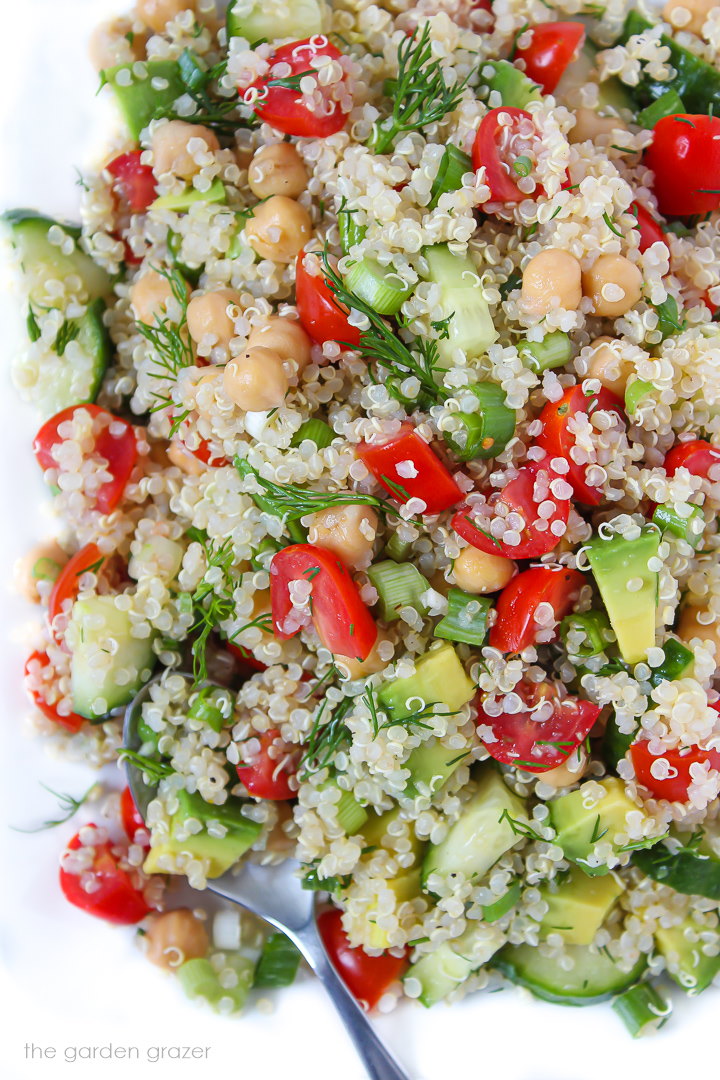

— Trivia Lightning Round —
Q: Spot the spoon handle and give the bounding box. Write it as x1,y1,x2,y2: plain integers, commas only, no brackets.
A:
295,921,413,1080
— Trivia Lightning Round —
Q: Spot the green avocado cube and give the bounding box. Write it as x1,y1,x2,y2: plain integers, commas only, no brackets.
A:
550,777,656,875
143,790,262,878
378,642,475,720
539,865,625,944
586,527,660,664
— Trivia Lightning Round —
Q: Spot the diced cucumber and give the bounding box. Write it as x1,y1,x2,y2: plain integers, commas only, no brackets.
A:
434,589,491,647
2,209,113,307
67,596,156,719
422,244,498,363
428,145,473,209
633,834,720,900
378,642,475,721
367,559,430,623
655,916,720,994
619,11,720,115
585,527,660,665
151,178,227,212
496,942,647,1005
227,0,326,44
481,60,542,108
403,738,469,799
422,769,528,888
143,789,262,878
539,866,625,946
101,60,186,140
15,298,111,419
178,954,254,1012
406,922,504,1006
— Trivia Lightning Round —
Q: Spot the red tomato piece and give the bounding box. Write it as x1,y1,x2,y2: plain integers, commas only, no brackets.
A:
226,641,269,675
356,423,463,515
270,543,377,660
247,37,351,138
489,565,585,653
515,22,585,95
477,680,601,773
236,729,297,800
24,650,85,732
48,542,104,643
34,404,138,515
59,828,153,924
535,385,625,505
317,908,408,1009
664,438,720,481
644,114,720,217
471,0,494,25
452,460,570,560
106,150,157,213
630,741,720,803
120,786,150,847
189,437,232,468
630,201,666,253
296,252,361,346
472,106,540,203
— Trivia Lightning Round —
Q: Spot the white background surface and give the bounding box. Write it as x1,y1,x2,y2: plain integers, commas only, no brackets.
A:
0,2,716,1079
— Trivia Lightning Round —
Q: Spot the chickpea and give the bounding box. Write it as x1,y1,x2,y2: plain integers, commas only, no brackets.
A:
247,315,312,375
585,337,634,396
223,346,289,412
244,196,312,263
248,143,309,200
335,631,392,681
151,120,219,181
15,540,68,603
521,249,582,316
167,439,205,475
130,267,189,325
677,604,720,655
186,288,241,349
582,254,643,318
452,547,515,594
88,18,141,70
663,0,717,37
144,908,209,971
136,0,195,34
307,505,379,571
569,108,628,145
539,748,588,789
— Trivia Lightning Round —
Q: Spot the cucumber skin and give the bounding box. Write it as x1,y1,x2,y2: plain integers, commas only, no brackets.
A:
495,944,647,1006
102,61,186,140
2,209,113,305
78,298,112,404
633,844,720,900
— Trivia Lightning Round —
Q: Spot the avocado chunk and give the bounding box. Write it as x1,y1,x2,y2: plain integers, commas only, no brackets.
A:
405,922,504,1007
2,209,113,307
227,0,326,44
101,60,186,140
422,768,528,888
482,59,542,107
585,527,660,664
539,865,625,945
143,789,262,878
655,916,720,994
68,596,156,719
151,178,227,212
378,642,475,720
550,777,659,875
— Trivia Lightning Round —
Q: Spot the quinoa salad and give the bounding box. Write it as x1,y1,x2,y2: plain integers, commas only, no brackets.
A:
6,0,720,1036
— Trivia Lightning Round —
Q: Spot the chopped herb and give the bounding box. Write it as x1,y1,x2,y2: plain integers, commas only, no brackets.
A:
136,265,194,418
300,696,354,778
267,69,315,91
12,782,95,833
617,832,669,853
498,809,545,843
590,814,608,844
187,535,238,684
159,50,250,136
119,748,174,783
602,211,623,238
379,474,411,502
611,145,636,154
55,318,80,356
26,306,41,343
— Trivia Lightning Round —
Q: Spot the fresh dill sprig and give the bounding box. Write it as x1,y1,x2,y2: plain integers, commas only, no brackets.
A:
119,749,174,783
320,250,449,406
498,809,545,843
301,862,351,893
12,782,96,834
267,69,315,91
300,696,355,778
136,265,194,421
231,611,274,637
55,318,80,356
159,49,251,137
26,305,41,343
187,535,238,684
617,832,669,853
368,23,472,154
235,457,407,521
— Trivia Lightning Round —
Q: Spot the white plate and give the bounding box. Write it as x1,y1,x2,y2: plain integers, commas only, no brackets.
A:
0,4,715,1079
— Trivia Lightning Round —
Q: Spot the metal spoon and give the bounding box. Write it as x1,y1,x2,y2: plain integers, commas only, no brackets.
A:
124,674,412,1080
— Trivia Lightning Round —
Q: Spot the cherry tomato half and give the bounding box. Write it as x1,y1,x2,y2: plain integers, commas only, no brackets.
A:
472,107,539,203
34,404,138,515
515,22,585,94
24,650,85,733
236,729,297,800
645,114,720,218
356,423,463,516
630,741,720,803
270,543,377,660
106,150,157,213
47,542,104,643
630,201,666,253
664,438,720,482
477,680,601,773
59,828,153,924
452,460,570,560
120,786,150,847
247,37,351,138
489,565,585,653
296,252,361,346
536,385,625,505
318,908,408,1009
